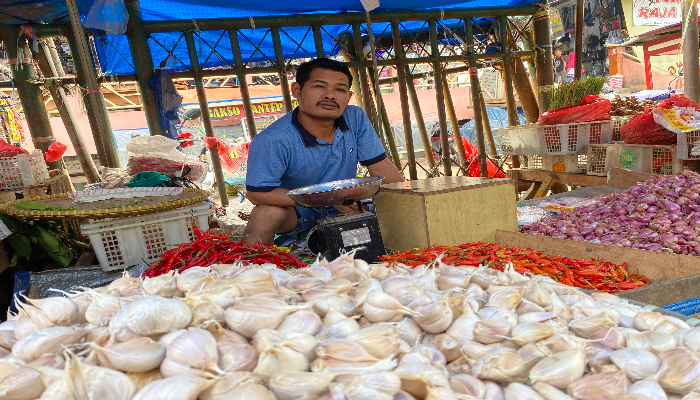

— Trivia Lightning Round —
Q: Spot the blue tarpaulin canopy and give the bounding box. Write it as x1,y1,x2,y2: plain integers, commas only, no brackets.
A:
2,0,536,76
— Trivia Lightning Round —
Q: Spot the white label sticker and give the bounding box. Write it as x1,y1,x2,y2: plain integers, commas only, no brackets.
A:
341,227,371,247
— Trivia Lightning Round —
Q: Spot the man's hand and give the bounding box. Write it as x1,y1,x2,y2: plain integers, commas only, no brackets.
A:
367,158,405,184
334,203,359,213
247,188,299,208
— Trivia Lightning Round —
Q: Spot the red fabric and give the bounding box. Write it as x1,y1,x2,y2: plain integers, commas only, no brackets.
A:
460,137,506,178
566,53,585,73
621,95,700,145
43,142,67,163
538,95,611,126
0,139,28,158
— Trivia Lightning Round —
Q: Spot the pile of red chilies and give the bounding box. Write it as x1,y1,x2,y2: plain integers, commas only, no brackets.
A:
142,226,306,277
380,242,650,293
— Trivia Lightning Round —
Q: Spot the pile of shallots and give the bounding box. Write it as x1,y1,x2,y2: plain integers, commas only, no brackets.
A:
0,252,699,400
523,171,700,256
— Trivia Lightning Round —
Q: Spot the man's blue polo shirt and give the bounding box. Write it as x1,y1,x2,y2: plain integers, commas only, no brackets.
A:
245,105,386,192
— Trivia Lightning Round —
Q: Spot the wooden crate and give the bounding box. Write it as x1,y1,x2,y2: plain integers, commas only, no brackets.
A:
374,177,518,251
495,230,700,284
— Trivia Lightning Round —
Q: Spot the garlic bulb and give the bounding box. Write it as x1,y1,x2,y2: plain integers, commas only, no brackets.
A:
628,379,668,400
107,271,144,297
234,268,277,296
269,372,335,400
362,291,417,323
396,317,423,346
85,291,130,326
161,327,219,377
519,342,552,370
345,323,400,359
123,296,192,336
12,326,86,361
591,327,626,350
217,337,257,372
633,311,666,332
253,330,316,382
532,382,574,400
352,279,383,309
568,312,617,338
90,337,165,372
412,298,453,334
142,273,182,297
473,319,511,344
610,349,660,381
381,276,424,306
0,368,45,400
487,287,523,310
505,382,546,400
190,301,226,327
40,353,136,400
334,372,401,400
132,374,214,400
126,370,163,391
510,322,554,346
21,296,80,328
201,372,275,400
450,374,486,397
435,333,461,362
436,264,471,290
312,338,396,374
472,347,525,383
225,296,304,339
529,348,585,390
566,370,628,399
277,309,323,336
655,348,700,395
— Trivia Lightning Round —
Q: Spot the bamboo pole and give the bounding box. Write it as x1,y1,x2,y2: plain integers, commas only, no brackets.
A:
391,21,418,180
574,0,583,81
35,39,100,183
479,94,498,155
184,31,229,206
682,0,699,103
124,0,163,136
367,68,401,168
228,30,258,138
405,68,436,168
533,2,554,111
65,0,120,168
340,39,364,110
442,78,467,166
270,27,294,113
352,23,375,125
465,19,489,178
429,20,452,176
312,25,325,58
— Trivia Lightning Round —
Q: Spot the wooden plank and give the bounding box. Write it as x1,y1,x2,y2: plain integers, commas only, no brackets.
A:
521,181,542,200
509,169,607,187
380,177,514,195
607,168,656,189
495,230,700,284
374,191,430,251
616,273,700,308
534,176,556,198
425,183,518,245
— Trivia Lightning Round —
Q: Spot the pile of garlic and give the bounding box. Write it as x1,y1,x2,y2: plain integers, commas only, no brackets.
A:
1,252,700,400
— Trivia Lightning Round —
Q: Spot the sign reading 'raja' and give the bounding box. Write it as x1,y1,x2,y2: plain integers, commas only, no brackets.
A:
633,0,682,26
209,100,298,120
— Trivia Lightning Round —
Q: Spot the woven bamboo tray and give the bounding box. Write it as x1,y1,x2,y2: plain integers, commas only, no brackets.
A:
0,188,209,219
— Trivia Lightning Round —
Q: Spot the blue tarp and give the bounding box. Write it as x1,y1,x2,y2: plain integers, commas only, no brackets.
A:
460,107,527,155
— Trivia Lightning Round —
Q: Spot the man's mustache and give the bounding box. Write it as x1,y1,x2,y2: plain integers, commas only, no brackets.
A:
317,101,339,107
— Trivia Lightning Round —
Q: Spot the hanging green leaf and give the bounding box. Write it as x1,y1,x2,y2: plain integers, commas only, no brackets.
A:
7,234,32,260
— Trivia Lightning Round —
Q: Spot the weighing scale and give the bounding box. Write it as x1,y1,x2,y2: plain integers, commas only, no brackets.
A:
286,176,385,262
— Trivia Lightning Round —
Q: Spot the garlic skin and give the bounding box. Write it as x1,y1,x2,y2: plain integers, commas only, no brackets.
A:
201,372,274,400
123,296,192,336
655,348,700,395
85,291,130,327
411,299,454,334
473,319,511,344
628,379,668,400
12,326,86,361
362,291,417,323
472,347,525,383
142,273,182,297
269,372,335,400
505,382,546,400
532,382,574,400
0,367,45,400
396,317,423,346
529,348,585,390
566,370,629,399
345,323,400,359
312,338,396,374
610,348,660,381
161,327,219,377
450,374,486,397
277,309,323,336
189,301,226,327
510,322,554,346
132,374,214,400
334,371,402,400
90,337,165,372
225,296,303,339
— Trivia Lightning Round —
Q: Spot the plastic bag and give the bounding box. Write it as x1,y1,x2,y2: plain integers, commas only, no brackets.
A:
538,95,611,126
43,141,67,163
84,0,129,35
621,95,700,145
460,136,506,178
0,139,28,158
126,136,204,180
203,137,249,174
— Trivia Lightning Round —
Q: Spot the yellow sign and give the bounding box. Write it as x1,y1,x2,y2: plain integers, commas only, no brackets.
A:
209,100,298,120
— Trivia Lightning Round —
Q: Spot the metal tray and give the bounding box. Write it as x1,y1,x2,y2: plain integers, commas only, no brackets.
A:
286,176,383,207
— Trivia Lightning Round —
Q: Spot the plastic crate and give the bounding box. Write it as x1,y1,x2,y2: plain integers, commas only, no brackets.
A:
676,129,700,160
0,150,49,190
496,121,614,155
662,297,700,316
611,116,632,142
524,154,587,173
586,143,689,176
80,203,212,271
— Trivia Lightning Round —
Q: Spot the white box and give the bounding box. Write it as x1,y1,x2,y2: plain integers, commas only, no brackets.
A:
0,150,49,190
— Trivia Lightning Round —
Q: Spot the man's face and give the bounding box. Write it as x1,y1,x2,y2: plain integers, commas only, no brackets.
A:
292,68,352,120
555,50,562,57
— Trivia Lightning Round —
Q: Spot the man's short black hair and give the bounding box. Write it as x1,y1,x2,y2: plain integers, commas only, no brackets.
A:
295,58,353,89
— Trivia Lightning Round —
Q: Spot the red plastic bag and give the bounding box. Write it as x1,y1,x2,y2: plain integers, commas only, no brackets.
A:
44,141,67,163
460,137,506,178
621,95,700,145
203,137,249,173
538,95,611,126
0,139,28,158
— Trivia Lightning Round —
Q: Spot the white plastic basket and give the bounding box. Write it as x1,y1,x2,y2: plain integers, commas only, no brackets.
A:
586,143,689,176
496,121,614,155
0,150,49,190
80,203,212,271
611,116,632,142
524,154,587,173
676,129,700,160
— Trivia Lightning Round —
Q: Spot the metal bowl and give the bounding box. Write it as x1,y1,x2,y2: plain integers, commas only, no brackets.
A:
286,176,384,207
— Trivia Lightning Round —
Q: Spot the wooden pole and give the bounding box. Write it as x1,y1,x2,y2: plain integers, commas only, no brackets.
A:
367,68,401,168
442,78,467,166
533,2,554,112
340,39,364,110
65,0,120,168
507,26,540,123
430,19,452,176
228,30,258,138
405,68,436,168
352,23,375,125
185,31,229,206
35,39,100,183
574,0,583,81
683,0,699,102
124,0,163,136
0,26,62,171
479,94,498,155
270,27,294,113
465,19,489,178
391,21,418,180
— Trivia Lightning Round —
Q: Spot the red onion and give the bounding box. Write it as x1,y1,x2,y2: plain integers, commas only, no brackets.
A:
522,171,700,257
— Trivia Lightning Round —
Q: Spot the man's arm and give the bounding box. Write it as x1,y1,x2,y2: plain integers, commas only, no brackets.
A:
367,158,405,184
247,188,298,208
